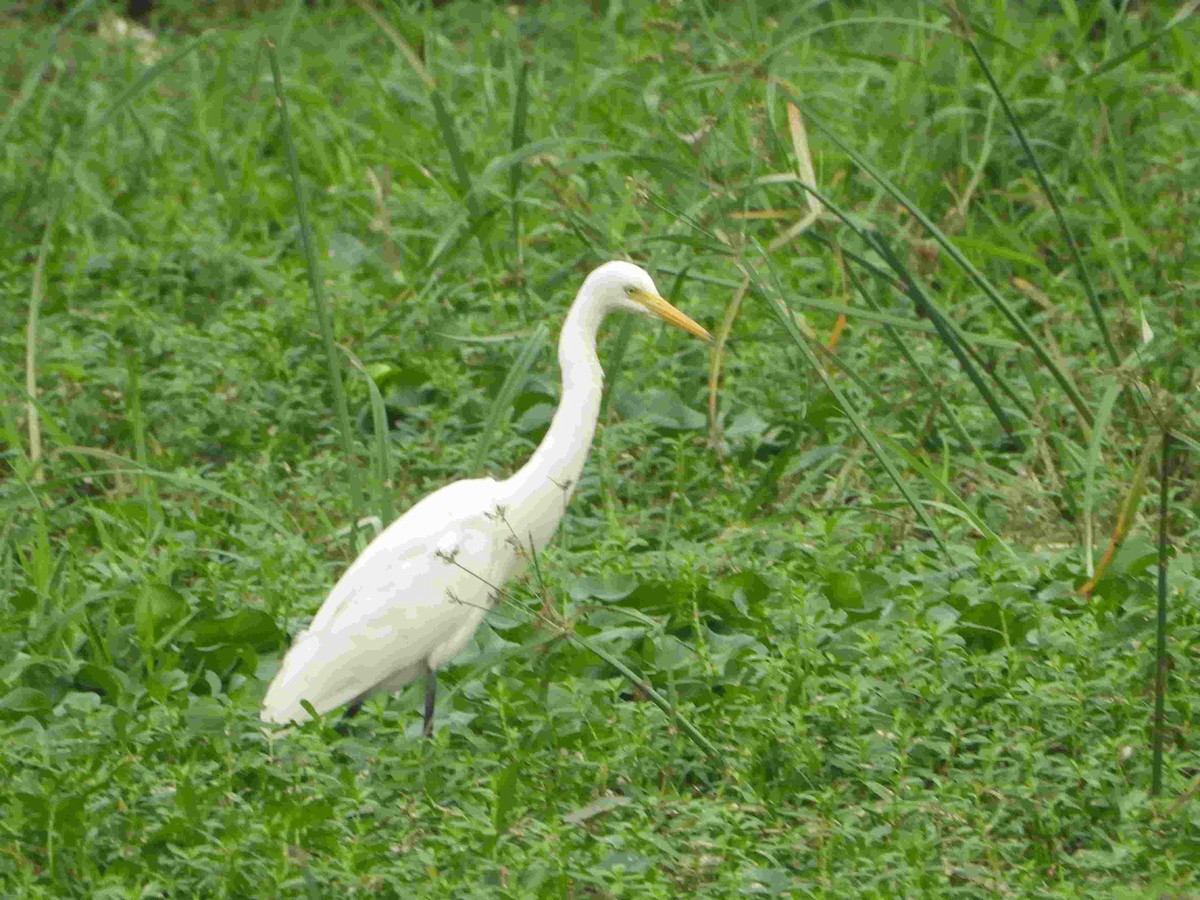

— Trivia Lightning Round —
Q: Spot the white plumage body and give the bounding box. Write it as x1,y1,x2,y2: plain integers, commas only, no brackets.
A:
260,261,711,728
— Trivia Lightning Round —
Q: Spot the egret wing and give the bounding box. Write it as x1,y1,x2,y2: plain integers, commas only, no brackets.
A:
261,478,513,724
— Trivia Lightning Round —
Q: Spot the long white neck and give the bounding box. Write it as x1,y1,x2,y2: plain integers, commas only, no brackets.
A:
499,292,607,546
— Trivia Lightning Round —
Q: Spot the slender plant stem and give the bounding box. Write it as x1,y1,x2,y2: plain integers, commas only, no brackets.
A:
265,40,367,539
1151,431,1172,795
960,36,1120,368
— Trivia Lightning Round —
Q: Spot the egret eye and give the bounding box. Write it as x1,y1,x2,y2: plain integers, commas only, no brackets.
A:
625,286,636,295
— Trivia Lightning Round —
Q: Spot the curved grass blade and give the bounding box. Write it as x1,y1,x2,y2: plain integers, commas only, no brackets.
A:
1078,0,1199,82
747,252,952,563
0,0,102,146
658,261,1021,351
843,261,976,454
1081,378,1122,575
774,175,1027,433
265,39,367,543
25,205,59,483
472,324,548,472
787,95,1094,427
509,58,530,266
85,32,212,139
344,352,395,528
960,35,1119,367
866,230,1023,437
2,453,296,539
430,91,496,267
1151,432,1175,795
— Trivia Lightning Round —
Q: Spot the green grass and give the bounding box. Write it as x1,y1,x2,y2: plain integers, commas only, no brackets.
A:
2,1,1198,896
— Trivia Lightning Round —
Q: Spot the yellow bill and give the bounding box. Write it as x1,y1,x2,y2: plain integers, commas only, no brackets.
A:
630,289,713,343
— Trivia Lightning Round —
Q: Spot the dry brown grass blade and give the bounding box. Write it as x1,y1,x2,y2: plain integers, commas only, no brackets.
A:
730,209,798,221
365,165,399,270
827,245,849,350
707,273,751,454
25,215,55,483
787,101,821,218
1076,435,1158,598
767,102,823,252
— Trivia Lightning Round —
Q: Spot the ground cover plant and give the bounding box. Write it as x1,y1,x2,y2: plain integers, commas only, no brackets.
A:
2,0,1198,895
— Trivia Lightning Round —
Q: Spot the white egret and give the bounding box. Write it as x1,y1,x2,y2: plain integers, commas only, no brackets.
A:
261,261,712,734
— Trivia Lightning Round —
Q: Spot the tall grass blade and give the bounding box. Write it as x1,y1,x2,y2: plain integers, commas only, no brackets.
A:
123,351,155,504
352,0,434,88
883,437,1012,554
708,275,750,450
598,315,636,423
430,91,496,267
866,231,1023,436
960,35,1119,367
472,325,548,472
1081,378,1122,575
1151,432,1174,795
776,178,1030,426
843,262,976,453
1076,436,1155,598
85,33,212,139
748,256,953,563
659,260,1021,350
787,95,1095,427
509,59,530,266
565,628,720,759
0,0,102,147
345,353,395,527
265,40,367,540
1077,0,1199,81
5,449,298,538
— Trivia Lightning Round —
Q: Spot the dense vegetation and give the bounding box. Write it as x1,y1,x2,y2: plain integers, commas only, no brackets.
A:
2,1,1197,895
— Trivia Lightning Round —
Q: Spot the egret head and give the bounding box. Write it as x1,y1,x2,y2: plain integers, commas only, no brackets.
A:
583,260,713,343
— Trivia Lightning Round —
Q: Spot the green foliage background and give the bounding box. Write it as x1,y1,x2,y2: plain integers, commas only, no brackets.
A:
1,0,1197,895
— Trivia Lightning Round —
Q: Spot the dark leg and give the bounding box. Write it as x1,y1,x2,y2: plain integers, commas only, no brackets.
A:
334,697,364,735
422,669,437,738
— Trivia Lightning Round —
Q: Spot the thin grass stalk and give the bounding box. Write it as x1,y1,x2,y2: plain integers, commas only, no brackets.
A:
883,436,1012,554
598,314,637,423
707,274,750,449
509,59,530,268
843,262,976,454
1077,0,1199,81
265,40,367,537
276,0,305,55
1151,432,1173,795
84,33,211,139
565,629,720,759
352,0,434,88
659,259,1021,351
123,351,155,504
0,0,102,147
1081,379,1122,575
787,96,1094,427
450,538,722,760
472,325,548,472
344,352,395,527
959,35,1119,367
781,179,1029,427
16,452,297,537
747,253,953,563
430,91,496,268
865,231,1022,437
